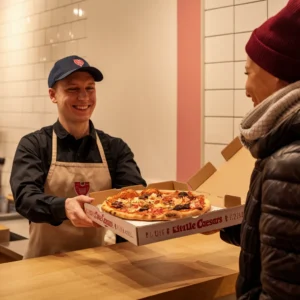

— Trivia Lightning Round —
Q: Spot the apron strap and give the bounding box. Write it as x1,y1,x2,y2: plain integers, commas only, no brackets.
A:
96,134,108,167
51,131,58,163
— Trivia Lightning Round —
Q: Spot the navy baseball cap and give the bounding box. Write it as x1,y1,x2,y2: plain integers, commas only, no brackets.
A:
48,55,103,88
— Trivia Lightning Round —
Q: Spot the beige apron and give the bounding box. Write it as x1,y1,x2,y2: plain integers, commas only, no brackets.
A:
23,131,115,259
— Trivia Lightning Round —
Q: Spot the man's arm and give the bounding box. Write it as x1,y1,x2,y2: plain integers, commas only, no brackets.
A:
10,135,67,225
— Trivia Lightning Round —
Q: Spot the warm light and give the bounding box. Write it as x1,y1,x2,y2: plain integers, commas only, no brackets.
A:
73,8,84,17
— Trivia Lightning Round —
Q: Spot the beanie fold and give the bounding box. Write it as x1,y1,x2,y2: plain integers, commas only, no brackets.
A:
246,30,300,83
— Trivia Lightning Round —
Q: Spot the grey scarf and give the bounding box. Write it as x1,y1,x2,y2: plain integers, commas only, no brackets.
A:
240,81,300,149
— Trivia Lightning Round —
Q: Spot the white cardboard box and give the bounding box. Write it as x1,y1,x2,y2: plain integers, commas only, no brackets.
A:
85,137,255,246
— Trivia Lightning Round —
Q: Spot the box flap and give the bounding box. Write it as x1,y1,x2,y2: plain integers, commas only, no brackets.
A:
173,181,189,190
221,136,243,161
196,146,254,203
187,162,217,191
224,195,241,208
147,181,189,190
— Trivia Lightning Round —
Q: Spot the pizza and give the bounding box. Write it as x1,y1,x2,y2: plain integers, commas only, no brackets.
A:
100,188,211,221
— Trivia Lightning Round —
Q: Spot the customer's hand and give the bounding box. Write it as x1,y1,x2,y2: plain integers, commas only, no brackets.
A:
65,196,99,227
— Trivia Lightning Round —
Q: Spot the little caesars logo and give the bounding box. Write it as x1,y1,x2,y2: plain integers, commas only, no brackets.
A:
172,216,223,233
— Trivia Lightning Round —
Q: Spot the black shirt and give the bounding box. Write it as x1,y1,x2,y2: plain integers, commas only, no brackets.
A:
10,120,147,226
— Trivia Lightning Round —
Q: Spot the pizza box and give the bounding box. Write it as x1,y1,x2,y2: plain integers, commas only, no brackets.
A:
84,137,255,246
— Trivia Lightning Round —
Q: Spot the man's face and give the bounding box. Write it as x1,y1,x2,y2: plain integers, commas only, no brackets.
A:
245,56,288,107
49,71,96,124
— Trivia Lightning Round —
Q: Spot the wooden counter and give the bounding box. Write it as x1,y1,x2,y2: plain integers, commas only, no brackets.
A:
0,234,239,300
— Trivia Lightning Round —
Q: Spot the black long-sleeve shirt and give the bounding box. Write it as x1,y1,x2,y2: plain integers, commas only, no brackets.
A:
10,120,147,226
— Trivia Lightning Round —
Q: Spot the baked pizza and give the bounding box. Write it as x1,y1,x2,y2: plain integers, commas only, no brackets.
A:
100,188,211,221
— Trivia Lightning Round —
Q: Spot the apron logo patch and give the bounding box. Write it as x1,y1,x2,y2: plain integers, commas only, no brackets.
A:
74,182,90,195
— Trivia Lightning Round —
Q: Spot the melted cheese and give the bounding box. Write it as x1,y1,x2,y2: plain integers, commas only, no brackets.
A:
130,197,140,203
173,198,182,206
148,193,157,200
127,207,140,213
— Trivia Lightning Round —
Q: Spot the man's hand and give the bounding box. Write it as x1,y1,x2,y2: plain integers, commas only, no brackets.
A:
65,196,99,227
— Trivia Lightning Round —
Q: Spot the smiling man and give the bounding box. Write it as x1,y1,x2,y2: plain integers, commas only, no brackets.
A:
10,55,146,259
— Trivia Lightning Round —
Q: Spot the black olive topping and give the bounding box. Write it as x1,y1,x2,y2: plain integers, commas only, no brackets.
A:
111,201,123,209
139,205,149,212
178,192,188,198
173,203,190,210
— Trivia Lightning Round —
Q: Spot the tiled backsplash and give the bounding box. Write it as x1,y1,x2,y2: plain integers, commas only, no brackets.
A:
0,0,87,196
203,0,289,168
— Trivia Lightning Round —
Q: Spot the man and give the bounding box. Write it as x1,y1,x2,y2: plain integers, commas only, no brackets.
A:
10,55,146,259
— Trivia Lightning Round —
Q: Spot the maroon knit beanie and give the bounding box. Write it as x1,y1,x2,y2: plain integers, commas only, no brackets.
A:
245,0,300,83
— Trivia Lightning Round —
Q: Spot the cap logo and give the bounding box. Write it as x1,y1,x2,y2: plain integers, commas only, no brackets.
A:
73,59,84,67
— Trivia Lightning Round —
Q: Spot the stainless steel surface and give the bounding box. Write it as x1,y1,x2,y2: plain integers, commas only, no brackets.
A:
0,212,24,221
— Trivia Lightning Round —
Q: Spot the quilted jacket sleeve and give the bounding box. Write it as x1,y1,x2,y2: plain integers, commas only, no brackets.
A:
260,153,300,299
220,224,241,247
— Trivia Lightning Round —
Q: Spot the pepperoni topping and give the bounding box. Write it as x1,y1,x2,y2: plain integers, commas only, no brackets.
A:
141,188,162,197
113,189,139,200
149,207,165,215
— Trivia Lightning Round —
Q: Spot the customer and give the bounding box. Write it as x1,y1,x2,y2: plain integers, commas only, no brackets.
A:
10,55,146,259
220,0,300,299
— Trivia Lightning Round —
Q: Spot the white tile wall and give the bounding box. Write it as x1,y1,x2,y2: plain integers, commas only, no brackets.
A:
204,144,226,167
234,90,253,117
235,0,259,4
205,117,234,144
205,62,234,89
0,0,87,196
268,0,288,17
203,0,287,168
235,32,251,60
235,1,267,33
205,35,234,63
205,7,234,36
59,0,72,6
205,90,234,116
235,61,246,89
205,0,233,10
234,117,243,137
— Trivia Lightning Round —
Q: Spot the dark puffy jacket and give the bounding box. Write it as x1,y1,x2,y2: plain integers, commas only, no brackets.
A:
221,111,300,300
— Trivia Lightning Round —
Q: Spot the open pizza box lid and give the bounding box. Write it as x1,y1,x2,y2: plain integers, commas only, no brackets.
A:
85,137,256,245
90,137,254,205
188,137,255,208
